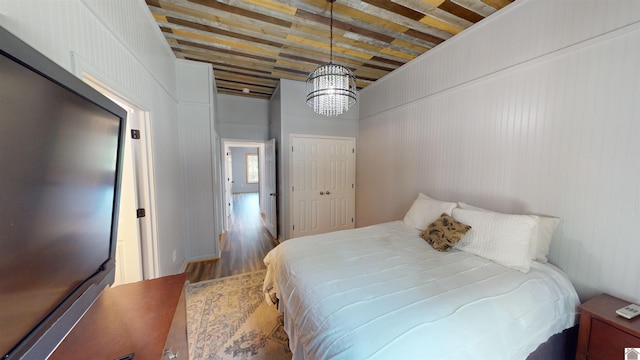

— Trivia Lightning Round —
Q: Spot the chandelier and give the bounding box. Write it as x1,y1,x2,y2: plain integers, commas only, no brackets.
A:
306,0,357,117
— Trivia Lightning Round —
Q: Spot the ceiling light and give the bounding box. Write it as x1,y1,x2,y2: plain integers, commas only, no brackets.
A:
306,0,357,117
242,88,250,94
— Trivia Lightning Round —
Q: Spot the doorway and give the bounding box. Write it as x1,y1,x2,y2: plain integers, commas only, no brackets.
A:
221,139,277,239
73,59,159,285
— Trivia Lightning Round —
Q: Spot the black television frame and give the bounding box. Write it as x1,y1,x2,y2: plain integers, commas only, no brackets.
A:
0,26,127,359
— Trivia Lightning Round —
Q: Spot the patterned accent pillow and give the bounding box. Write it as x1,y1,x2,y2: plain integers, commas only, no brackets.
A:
420,213,471,251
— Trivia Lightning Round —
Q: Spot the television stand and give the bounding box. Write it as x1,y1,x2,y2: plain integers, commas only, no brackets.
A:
50,273,188,360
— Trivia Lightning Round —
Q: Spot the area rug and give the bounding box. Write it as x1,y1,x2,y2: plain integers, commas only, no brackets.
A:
186,270,291,360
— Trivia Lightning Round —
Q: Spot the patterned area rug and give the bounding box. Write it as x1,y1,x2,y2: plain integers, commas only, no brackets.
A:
186,270,291,360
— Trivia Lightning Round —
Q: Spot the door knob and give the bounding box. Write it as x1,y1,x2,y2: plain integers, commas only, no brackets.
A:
320,191,324,195
269,193,278,196
325,191,331,195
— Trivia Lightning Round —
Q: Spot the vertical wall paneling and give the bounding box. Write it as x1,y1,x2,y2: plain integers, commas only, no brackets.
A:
80,0,176,96
217,94,269,141
277,79,358,240
176,59,221,261
357,0,640,302
0,0,187,277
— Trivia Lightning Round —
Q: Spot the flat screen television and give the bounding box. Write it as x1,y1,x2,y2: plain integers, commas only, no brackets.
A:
0,26,126,359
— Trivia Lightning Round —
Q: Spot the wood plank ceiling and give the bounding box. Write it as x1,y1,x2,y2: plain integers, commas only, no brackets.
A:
146,0,514,99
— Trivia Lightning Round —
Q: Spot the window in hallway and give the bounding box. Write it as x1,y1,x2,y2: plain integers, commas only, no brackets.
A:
246,153,259,184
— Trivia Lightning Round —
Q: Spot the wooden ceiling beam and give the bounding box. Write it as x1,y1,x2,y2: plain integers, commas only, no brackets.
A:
151,6,419,64
215,79,274,93
302,0,452,41
153,0,437,57
165,27,398,76
213,70,280,87
437,0,484,23
175,48,330,84
147,0,511,99
189,0,292,28
481,0,514,10
157,18,413,69
455,0,502,16
225,0,444,49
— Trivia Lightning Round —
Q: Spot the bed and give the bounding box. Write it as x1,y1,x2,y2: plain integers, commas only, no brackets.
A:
263,195,580,360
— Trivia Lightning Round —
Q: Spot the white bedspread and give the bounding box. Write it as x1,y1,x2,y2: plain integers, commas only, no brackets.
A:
263,221,579,360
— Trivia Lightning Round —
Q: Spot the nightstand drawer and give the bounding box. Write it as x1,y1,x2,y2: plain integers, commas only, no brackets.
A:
588,318,640,360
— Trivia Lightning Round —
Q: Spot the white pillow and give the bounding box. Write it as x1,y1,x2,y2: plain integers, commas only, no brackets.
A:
453,208,538,273
457,202,560,263
532,215,561,263
457,202,540,259
403,193,457,231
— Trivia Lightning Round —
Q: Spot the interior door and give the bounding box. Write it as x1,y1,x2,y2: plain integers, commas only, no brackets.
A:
114,110,143,285
131,112,159,280
79,75,156,282
291,136,355,239
325,139,355,232
291,137,324,238
224,148,233,230
264,139,278,239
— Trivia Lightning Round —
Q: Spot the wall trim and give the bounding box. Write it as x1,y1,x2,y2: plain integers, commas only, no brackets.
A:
361,9,640,120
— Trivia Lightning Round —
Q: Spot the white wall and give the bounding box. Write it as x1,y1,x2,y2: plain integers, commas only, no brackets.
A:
357,0,640,303
177,59,221,261
217,94,269,140
0,0,185,276
275,79,359,240
230,147,260,193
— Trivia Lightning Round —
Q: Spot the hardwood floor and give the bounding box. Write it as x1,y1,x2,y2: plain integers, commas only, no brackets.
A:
184,192,278,283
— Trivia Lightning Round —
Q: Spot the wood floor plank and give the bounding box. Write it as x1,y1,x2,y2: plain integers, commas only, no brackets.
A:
184,193,278,283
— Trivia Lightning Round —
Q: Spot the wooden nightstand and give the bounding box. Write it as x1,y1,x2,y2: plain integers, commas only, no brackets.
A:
576,293,640,360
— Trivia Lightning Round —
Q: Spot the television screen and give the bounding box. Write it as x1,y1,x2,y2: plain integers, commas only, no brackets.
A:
0,27,125,358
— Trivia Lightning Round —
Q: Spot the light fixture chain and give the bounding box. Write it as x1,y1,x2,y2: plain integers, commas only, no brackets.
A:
305,0,357,116
329,0,334,64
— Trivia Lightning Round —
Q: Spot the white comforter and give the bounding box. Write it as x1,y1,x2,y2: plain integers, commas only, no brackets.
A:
263,221,579,360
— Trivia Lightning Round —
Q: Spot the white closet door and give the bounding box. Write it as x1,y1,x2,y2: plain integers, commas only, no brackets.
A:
292,137,323,237
324,139,355,232
291,136,355,239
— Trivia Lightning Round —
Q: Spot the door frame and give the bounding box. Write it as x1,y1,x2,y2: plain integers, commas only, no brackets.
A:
220,139,267,232
288,134,356,239
264,139,277,239
72,52,160,281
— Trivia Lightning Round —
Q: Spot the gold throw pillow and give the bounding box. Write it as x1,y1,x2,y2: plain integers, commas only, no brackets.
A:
420,213,471,251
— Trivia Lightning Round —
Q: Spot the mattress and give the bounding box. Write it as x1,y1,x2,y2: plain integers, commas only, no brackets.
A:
263,221,580,360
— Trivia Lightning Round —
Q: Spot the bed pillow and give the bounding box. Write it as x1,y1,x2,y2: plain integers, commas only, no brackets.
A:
457,202,542,259
420,213,471,251
532,215,561,263
403,193,457,231
452,208,538,273
458,202,560,263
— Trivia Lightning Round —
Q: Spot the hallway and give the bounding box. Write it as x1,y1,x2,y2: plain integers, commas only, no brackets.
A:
185,192,277,283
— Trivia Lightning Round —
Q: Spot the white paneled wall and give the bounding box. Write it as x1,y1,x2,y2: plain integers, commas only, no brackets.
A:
0,0,185,276
81,0,176,95
358,0,640,302
217,94,269,140
176,60,221,261
277,79,359,240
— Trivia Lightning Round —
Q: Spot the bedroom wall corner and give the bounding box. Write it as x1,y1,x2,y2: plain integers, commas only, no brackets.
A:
356,0,640,302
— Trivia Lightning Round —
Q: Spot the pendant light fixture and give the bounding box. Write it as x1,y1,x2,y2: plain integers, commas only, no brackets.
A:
306,0,357,117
